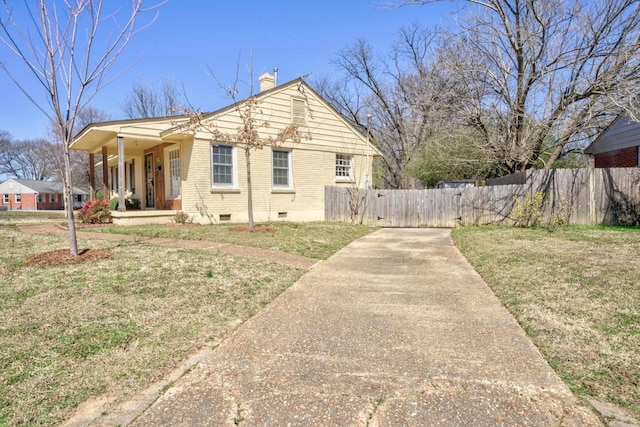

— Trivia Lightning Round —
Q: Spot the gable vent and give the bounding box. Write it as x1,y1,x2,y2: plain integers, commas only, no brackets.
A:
292,98,306,125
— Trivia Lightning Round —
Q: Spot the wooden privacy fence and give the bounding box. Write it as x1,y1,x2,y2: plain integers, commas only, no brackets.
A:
325,168,640,227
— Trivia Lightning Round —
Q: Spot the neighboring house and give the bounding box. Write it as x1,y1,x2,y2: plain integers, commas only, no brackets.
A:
0,179,88,210
435,180,476,189
71,73,381,225
584,115,640,168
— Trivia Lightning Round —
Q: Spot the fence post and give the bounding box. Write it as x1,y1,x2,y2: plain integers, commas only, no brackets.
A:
589,167,596,225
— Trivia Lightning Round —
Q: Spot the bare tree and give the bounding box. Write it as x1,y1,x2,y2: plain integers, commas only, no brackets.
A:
0,136,57,181
403,0,640,173
0,0,164,256
326,24,467,188
121,76,181,118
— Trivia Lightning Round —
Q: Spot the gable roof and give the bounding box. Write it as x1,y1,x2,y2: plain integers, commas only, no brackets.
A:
584,114,640,155
0,179,88,195
71,77,382,157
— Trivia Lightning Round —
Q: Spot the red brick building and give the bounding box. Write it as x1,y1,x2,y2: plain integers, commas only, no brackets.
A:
0,179,87,210
585,115,640,168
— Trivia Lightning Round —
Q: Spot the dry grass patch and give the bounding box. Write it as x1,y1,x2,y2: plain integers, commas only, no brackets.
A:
91,221,378,260
452,225,640,417
0,224,304,426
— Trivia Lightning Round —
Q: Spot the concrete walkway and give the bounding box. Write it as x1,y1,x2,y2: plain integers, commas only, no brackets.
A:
119,228,600,426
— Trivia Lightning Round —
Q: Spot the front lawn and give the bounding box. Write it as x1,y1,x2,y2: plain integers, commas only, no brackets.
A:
0,210,65,221
0,224,306,426
452,225,640,417
92,221,378,260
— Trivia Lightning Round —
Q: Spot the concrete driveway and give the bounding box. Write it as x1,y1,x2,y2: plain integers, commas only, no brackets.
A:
114,228,601,426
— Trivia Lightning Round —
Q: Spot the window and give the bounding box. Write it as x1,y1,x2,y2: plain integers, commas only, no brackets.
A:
336,154,353,181
211,144,235,187
272,150,292,188
168,148,180,198
291,98,307,125
2,194,8,204
15,194,21,203
37,194,44,203
50,194,57,203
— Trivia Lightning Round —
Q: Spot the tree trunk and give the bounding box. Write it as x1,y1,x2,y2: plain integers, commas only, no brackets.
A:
544,144,564,169
245,148,254,229
62,142,79,256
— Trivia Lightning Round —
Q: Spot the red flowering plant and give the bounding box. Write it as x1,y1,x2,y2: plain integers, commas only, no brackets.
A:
76,199,112,224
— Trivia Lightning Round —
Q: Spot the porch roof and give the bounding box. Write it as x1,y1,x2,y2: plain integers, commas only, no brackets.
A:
70,115,193,155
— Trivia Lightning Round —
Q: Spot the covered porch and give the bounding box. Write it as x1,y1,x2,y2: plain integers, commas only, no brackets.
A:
71,117,191,225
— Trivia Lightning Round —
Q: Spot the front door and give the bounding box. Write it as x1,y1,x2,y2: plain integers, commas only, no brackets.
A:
145,153,155,208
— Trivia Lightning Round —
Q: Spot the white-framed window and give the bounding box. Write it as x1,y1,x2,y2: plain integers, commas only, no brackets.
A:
168,148,180,198
49,194,57,203
272,149,292,189
2,194,8,204
15,194,21,203
211,144,235,187
291,98,307,125
37,194,44,203
336,154,353,181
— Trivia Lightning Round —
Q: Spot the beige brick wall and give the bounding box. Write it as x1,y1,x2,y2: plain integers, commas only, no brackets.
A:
177,82,377,224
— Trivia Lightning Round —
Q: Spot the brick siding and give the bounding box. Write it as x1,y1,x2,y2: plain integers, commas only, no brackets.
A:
594,146,639,168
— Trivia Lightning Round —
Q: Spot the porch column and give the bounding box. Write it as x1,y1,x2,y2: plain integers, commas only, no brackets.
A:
89,153,95,200
117,135,126,212
102,146,109,200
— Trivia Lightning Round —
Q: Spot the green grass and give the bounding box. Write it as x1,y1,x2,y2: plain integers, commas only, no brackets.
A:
452,225,640,417
90,221,378,259
0,224,307,426
0,210,65,221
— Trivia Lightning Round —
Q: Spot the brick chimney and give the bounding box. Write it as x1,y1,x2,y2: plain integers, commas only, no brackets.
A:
259,72,275,92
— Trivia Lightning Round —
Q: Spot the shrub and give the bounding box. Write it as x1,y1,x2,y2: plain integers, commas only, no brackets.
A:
546,198,573,231
125,195,141,210
109,197,119,211
172,211,191,224
511,191,545,228
510,191,574,231
76,200,111,224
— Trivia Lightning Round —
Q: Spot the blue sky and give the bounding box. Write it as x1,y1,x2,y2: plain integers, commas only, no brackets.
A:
0,0,457,141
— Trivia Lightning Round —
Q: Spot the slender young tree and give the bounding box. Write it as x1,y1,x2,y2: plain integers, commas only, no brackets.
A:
0,0,164,255
180,94,302,229
178,61,303,229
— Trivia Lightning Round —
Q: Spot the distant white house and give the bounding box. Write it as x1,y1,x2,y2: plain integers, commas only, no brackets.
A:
0,179,88,210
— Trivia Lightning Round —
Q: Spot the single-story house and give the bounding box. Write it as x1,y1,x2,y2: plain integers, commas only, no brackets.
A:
0,179,88,210
71,73,381,225
584,115,640,168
